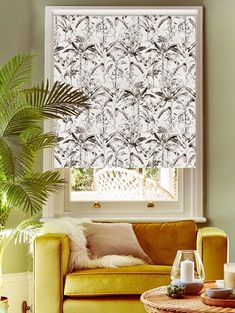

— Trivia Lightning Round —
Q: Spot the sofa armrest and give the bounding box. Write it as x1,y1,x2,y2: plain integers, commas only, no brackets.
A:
34,234,70,313
196,227,228,280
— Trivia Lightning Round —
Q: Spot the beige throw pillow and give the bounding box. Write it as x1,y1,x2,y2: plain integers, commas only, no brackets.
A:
85,222,152,264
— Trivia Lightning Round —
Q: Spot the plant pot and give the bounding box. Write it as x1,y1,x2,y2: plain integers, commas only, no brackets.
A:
0,297,8,313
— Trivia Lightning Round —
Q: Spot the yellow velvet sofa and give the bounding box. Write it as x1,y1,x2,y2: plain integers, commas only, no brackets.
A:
34,220,228,313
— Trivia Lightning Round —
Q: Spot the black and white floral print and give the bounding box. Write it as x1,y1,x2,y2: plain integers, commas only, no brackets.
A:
53,14,197,168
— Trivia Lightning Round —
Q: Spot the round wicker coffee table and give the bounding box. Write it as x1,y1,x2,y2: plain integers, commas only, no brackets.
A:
140,284,235,313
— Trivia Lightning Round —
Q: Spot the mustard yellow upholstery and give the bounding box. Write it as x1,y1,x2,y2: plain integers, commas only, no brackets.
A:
133,220,197,265
63,296,145,313
34,221,228,313
196,227,228,280
34,234,70,313
64,265,171,296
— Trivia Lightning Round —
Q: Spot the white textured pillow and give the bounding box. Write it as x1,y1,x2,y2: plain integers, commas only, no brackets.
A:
39,217,145,270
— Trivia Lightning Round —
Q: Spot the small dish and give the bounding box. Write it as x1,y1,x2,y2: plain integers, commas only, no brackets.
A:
171,279,204,295
206,288,232,299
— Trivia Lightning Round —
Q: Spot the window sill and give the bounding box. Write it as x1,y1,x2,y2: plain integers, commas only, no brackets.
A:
89,217,207,223
41,215,206,223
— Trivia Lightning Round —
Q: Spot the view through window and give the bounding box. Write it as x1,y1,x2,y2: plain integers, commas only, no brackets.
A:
71,168,177,201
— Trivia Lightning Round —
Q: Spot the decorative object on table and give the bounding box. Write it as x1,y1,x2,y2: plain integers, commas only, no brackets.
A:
171,280,204,295
171,250,205,294
201,286,235,308
45,6,203,168
206,287,232,299
224,263,235,288
201,292,235,308
141,282,235,313
0,54,89,311
166,285,185,298
231,290,235,299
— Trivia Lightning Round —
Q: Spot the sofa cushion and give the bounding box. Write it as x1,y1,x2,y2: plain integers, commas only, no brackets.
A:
64,296,146,313
64,265,171,296
132,220,197,265
85,222,152,264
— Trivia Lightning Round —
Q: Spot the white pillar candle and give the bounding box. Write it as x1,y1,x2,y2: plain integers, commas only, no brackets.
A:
180,259,194,283
224,263,235,288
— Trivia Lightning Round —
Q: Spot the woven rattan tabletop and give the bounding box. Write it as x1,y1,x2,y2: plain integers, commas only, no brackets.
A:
140,283,235,313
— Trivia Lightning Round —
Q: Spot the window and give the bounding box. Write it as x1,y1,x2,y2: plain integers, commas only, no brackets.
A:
70,168,177,201
43,6,204,222
42,164,204,222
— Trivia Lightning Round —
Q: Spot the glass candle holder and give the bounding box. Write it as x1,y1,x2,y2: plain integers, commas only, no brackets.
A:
224,263,235,289
171,250,205,294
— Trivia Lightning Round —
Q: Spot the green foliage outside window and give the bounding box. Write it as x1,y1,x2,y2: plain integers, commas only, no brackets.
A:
143,168,160,181
71,169,95,191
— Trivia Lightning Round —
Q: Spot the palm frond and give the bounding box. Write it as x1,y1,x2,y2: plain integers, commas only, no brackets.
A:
22,128,56,152
25,80,90,119
0,228,15,251
0,135,33,179
0,54,33,90
0,85,18,112
4,107,40,136
0,91,41,136
13,217,42,244
28,171,65,193
0,193,11,227
0,217,41,250
2,171,65,214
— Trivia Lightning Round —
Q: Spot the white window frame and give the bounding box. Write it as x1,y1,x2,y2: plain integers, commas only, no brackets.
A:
43,6,205,222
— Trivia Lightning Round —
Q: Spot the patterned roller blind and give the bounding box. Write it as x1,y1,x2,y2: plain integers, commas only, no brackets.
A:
53,13,197,168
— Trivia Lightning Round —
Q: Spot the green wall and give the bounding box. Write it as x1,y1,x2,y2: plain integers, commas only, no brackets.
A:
2,212,29,273
1,0,235,272
0,0,31,274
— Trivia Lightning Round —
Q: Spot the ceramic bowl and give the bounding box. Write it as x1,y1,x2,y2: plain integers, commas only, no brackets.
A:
206,288,232,299
171,279,204,295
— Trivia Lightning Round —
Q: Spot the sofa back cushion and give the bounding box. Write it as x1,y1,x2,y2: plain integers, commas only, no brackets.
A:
85,222,153,264
132,220,197,265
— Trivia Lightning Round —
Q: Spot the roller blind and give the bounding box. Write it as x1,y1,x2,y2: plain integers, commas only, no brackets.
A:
52,11,198,168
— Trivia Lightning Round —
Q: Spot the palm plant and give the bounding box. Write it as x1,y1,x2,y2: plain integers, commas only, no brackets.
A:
0,54,89,294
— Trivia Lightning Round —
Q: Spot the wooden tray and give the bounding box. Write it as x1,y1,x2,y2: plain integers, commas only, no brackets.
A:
201,293,235,308
141,283,235,313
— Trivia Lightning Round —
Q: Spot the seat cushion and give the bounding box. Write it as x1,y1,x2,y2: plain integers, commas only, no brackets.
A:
64,265,171,296
64,296,146,313
133,220,197,265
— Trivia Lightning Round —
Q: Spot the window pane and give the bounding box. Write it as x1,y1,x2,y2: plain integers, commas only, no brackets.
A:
71,168,177,201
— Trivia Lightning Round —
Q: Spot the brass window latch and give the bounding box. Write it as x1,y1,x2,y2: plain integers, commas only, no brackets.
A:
93,202,101,208
147,202,155,208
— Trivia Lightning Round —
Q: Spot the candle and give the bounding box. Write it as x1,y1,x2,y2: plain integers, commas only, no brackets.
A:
224,263,235,288
180,259,194,283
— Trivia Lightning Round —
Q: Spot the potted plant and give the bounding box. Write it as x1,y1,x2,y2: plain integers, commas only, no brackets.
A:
0,54,89,311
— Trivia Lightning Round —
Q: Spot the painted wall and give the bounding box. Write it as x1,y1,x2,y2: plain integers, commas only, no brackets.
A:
1,0,235,272
2,212,29,274
0,0,31,273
